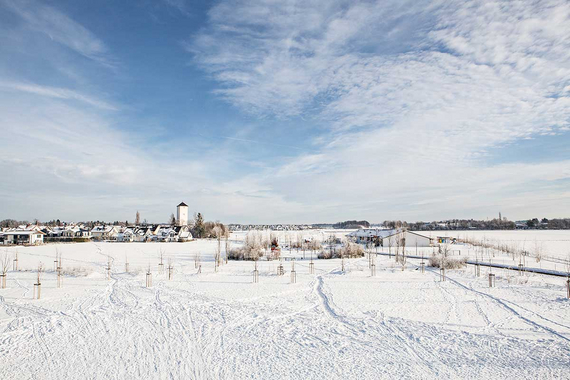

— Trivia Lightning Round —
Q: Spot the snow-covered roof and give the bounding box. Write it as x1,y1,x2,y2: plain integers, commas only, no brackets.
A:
347,228,402,238
2,230,45,236
179,231,192,239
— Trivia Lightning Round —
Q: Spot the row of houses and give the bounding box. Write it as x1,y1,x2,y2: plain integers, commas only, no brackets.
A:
0,224,193,246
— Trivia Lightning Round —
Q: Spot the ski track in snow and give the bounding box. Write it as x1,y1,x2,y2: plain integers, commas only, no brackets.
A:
1,243,569,379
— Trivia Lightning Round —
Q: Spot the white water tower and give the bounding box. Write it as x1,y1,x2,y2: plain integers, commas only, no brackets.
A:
177,202,188,226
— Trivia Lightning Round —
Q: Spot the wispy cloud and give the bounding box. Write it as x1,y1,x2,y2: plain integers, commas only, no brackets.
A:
0,81,118,110
162,0,190,15
2,0,115,67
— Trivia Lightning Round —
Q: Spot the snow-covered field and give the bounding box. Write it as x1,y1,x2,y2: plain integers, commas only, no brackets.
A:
1,233,569,379
417,230,570,273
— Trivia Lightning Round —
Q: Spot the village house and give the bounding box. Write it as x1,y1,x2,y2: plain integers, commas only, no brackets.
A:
91,225,120,241
1,230,45,245
117,228,135,242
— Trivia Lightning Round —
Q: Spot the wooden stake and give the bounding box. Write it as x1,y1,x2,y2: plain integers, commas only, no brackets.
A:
167,259,173,280
106,258,112,280
440,267,445,282
488,273,496,288
158,250,165,275
57,268,62,288
13,251,18,271
34,263,43,299
253,261,259,283
56,254,63,288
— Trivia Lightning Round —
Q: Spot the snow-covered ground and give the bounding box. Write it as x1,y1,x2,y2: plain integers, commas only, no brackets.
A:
1,234,569,379
416,230,570,273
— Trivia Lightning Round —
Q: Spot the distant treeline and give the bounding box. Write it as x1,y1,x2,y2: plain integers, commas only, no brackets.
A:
333,220,370,229
382,218,570,230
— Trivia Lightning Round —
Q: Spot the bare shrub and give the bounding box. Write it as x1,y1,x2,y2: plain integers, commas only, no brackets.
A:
305,239,321,251
228,248,246,260
62,266,91,277
340,242,364,258
318,242,364,259
428,255,467,269
318,250,332,259
228,231,265,260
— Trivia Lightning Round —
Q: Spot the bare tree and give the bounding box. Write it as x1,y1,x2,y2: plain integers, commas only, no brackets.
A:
224,232,230,264
400,234,407,271
533,240,543,266
56,251,63,288
194,252,201,269
440,243,450,269
566,253,570,298
394,232,401,263
146,264,152,287
213,226,223,270
387,234,394,258
167,258,174,280
158,249,165,274
106,256,112,280
13,249,18,271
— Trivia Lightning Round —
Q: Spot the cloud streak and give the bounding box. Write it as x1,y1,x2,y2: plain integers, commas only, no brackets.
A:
2,0,114,67
0,81,118,110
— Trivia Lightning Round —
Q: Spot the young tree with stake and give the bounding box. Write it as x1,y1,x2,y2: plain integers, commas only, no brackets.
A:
0,251,10,289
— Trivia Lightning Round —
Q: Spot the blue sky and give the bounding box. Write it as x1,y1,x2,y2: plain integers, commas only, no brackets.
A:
1,0,569,224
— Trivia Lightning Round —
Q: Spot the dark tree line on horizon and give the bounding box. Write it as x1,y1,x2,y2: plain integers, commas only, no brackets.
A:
333,220,371,229
383,217,570,230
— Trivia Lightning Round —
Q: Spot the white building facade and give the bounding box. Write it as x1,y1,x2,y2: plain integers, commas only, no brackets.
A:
347,229,433,247
177,202,188,226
